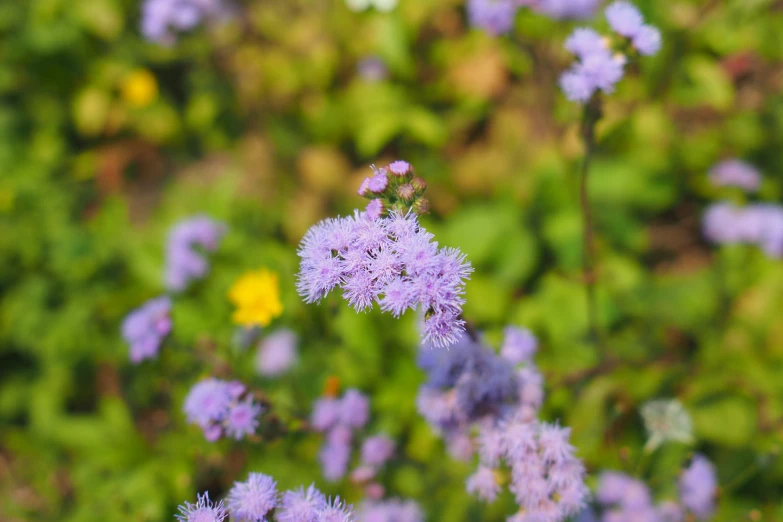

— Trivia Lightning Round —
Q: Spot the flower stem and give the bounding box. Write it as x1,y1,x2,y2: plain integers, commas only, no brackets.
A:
579,96,603,347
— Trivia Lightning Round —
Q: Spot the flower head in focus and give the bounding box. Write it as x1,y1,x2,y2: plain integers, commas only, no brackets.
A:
176,492,227,522
229,268,284,327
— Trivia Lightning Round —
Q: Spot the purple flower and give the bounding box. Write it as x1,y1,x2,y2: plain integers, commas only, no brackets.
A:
679,454,717,520
122,296,172,363
358,178,371,196
340,389,370,428
176,492,227,522
708,159,762,192
320,437,351,482
141,0,230,45
256,328,298,377
318,497,355,522
225,398,263,440
226,473,277,522
183,378,262,441
467,0,518,36
565,28,607,59
534,0,600,20
560,36,626,102
633,25,662,56
365,199,384,221
360,435,395,467
388,161,412,176
358,499,423,522
368,173,389,193
597,471,651,509
164,215,226,292
278,485,328,522
311,398,342,432
466,466,501,502
605,1,644,37
500,326,538,364
297,210,472,348
703,202,783,258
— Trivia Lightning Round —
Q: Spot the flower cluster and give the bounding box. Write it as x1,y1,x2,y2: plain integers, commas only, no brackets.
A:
357,161,429,219
297,195,472,348
141,0,229,45
177,474,354,522
357,499,423,522
121,296,172,363
417,327,587,521
183,378,263,441
703,160,783,258
467,0,600,36
595,455,717,522
311,389,370,481
560,1,661,103
229,268,284,327
708,159,761,192
165,215,226,292
256,328,298,377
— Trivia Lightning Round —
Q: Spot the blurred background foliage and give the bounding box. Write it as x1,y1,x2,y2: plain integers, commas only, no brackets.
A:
2,0,783,520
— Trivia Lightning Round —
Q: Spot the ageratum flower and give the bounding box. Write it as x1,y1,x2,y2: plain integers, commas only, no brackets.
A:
360,435,395,467
164,215,226,292
141,0,229,45
297,210,472,348
183,378,263,441
534,0,600,20
708,159,762,192
679,454,717,520
703,202,783,258
604,1,661,55
176,492,227,522
357,499,423,522
467,0,519,36
122,296,172,363
277,484,354,522
256,328,298,377
311,389,370,481
226,473,278,522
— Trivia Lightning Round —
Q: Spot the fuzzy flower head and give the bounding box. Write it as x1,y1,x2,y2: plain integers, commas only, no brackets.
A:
500,326,538,365
534,0,600,20
297,184,472,348
229,268,284,327
227,473,278,522
360,435,395,467
183,378,263,441
467,0,519,36
256,328,298,376
709,159,762,192
466,466,502,502
679,454,717,520
122,296,172,363
176,492,227,522
278,485,328,522
358,499,423,522
165,215,226,291
141,0,230,45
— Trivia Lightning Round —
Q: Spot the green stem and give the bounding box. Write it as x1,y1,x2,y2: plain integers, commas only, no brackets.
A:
579,96,603,347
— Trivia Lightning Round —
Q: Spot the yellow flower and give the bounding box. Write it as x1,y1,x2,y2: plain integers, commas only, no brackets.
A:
229,268,283,327
121,69,158,108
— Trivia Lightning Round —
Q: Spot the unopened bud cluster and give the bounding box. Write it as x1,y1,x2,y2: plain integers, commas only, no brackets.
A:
358,160,430,219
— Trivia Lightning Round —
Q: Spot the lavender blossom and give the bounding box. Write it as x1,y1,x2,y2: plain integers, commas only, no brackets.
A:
164,215,226,292
500,326,538,365
703,202,783,258
176,492,227,522
226,473,278,522
466,466,501,502
679,454,717,520
534,0,600,20
277,485,328,522
360,435,395,467
467,0,519,36
357,499,423,522
141,0,230,45
122,296,172,363
297,209,472,348
312,389,371,481
708,159,762,192
183,378,263,441
605,1,644,37
256,328,298,377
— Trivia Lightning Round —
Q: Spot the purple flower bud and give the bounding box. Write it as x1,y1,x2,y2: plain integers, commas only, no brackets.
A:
388,160,412,176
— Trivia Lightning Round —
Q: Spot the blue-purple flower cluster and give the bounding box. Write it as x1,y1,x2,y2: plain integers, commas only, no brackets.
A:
297,206,472,348
177,474,354,522
311,389,370,481
256,328,299,377
595,455,716,521
358,498,423,522
417,327,587,521
703,160,783,258
183,378,263,441
560,1,661,103
141,0,229,45
467,0,600,36
122,296,172,363
165,215,226,292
